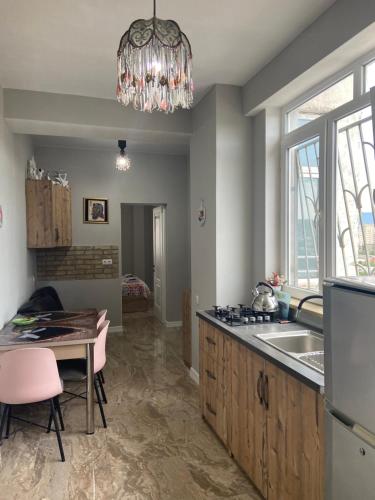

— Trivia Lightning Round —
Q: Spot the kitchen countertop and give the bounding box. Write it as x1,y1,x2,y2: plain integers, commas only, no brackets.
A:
197,310,324,393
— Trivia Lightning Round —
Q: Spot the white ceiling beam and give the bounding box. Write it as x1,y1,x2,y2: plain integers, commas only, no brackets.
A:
3,89,192,140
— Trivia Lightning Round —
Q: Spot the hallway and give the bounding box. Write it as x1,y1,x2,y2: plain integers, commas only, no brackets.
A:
0,312,260,499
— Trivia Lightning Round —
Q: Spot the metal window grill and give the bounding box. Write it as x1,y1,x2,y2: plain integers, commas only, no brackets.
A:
336,112,375,277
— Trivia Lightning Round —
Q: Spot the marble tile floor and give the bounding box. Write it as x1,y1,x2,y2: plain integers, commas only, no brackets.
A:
0,311,261,500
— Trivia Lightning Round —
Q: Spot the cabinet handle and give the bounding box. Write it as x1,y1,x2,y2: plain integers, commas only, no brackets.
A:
206,402,217,416
257,371,264,406
206,336,216,346
55,228,59,242
263,374,269,410
205,369,216,380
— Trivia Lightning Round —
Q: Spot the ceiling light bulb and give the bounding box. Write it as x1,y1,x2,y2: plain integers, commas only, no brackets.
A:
116,152,131,171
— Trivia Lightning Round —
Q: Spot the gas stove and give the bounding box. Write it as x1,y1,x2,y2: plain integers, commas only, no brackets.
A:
208,305,277,327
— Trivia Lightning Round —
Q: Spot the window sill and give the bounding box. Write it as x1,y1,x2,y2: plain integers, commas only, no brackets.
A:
289,298,323,318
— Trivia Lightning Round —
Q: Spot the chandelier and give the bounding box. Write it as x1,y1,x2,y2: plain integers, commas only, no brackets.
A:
116,140,131,172
116,0,193,113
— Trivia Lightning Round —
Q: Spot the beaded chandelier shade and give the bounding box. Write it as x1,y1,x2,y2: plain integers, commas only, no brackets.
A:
116,0,193,113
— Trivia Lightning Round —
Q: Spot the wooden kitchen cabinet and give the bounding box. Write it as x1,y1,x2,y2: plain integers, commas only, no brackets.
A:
199,319,324,500
199,320,229,445
26,179,72,248
229,339,267,496
266,361,324,500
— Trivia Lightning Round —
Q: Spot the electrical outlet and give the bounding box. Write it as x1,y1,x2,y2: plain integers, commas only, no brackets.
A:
195,295,199,305
102,259,113,265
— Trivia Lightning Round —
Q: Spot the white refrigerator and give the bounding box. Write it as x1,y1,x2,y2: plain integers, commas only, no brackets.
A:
324,277,375,500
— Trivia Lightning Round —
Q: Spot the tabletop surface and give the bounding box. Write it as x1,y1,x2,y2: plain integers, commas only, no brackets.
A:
0,310,98,349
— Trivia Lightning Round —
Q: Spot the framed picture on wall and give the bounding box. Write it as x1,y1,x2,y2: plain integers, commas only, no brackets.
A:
83,197,109,224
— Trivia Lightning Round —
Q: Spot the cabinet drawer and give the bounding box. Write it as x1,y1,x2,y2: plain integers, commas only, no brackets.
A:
200,348,228,444
201,322,224,363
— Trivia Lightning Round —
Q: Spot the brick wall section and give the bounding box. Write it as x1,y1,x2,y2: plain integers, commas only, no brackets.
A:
36,246,119,280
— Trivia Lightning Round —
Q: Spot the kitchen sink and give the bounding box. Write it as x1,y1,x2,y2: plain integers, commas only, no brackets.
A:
255,330,324,373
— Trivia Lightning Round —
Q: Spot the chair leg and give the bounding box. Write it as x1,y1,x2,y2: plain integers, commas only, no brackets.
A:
49,399,65,462
97,373,108,404
54,397,65,431
47,412,53,433
99,370,105,384
5,405,12,438
0,405,9,444
94,377,107,428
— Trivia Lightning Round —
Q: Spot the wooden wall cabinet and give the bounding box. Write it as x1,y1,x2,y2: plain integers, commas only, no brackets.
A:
199,319,324,500
26,179,72,248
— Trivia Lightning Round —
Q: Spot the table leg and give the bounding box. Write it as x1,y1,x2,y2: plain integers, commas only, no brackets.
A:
86,343,95,434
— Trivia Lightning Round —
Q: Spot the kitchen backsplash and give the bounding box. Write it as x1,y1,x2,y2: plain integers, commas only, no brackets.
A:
36,246,119,281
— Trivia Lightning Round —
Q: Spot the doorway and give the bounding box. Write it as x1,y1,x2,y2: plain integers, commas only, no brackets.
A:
120,203,166,323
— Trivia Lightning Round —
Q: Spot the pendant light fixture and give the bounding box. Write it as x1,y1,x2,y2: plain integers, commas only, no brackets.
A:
116,140,131,172
116,0,193,113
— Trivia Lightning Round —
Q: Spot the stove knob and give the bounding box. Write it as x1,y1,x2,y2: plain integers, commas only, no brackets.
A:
250,316,256,323
264,315,271,322
257,316,263,322
242,317,249,324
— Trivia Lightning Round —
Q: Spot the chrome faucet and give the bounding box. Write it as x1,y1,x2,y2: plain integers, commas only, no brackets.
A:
294,294,323,322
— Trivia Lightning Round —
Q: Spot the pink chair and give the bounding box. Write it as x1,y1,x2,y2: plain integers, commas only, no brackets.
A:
58,320,110,428
0,348,65,461
97,309,107,329
96,309,108,391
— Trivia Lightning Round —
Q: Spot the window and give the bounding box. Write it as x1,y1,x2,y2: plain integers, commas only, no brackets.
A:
287,74,354,132
365,59,375,92
287,138,320,290
336,106,375,276
282,50,375,295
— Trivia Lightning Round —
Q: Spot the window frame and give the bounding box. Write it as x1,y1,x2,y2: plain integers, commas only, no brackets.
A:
281,49,375,299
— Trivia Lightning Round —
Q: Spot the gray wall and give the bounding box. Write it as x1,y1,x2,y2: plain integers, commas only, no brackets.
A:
35,147,189,326
0,87,35,328
250,109,281,285
190,85,252,372
216,86,252,305
121,204,154,289
121,204,134,274
190,88,217,371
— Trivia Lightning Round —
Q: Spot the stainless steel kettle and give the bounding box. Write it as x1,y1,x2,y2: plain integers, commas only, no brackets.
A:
251,282,279,312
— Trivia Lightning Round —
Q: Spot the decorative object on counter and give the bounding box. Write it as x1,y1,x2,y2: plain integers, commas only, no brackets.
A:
267,271,286,291
83,198,109,224
251,282,279,313
197,199,206,226
27,156,38,179
47,171,69,188
275,290,291,320
116,0,193,113
116,140,131,172
27,157,69,187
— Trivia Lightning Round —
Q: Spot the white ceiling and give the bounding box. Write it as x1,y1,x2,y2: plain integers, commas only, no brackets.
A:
0,0,335,104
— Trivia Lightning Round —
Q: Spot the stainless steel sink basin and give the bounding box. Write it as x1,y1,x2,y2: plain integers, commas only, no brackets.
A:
256,330,323,354
255,330,324,373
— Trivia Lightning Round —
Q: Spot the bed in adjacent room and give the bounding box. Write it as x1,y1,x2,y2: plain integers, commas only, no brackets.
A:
122,274,152,313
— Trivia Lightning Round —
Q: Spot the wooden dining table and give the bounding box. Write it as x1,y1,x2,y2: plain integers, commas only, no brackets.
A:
0,310,98,434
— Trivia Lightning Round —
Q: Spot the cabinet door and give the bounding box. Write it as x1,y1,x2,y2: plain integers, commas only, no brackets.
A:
26,180,54,247
265,361,324,500
53,185,72,247
202,351,228,444
229,340,267,496
199,320,230,446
